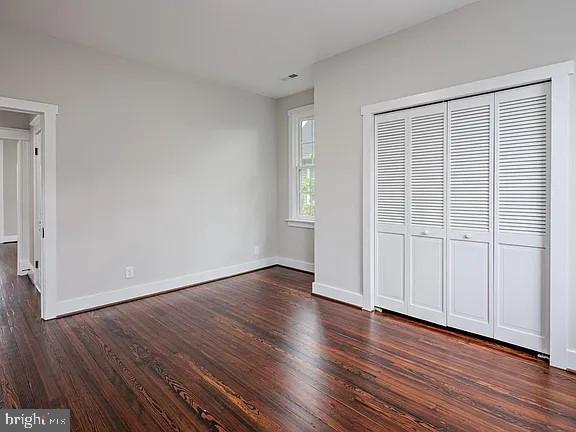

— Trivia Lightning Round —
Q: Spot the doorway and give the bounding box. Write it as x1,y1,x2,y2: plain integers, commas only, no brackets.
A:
0,96,58,320
0,110,42,293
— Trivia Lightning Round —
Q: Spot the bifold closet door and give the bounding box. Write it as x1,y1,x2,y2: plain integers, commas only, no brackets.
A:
374,103,447,322
494,83,550,354
447,94,494,337
374,110,408,314
406,103,447,326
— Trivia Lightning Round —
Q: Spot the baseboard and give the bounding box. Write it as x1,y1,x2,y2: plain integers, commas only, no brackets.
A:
567,349,576,372
55,257,278,317
22,266,40,292
1,235,17,243
27,268,40,292
277,257,314,273
312,282,364,308
17,260,32,276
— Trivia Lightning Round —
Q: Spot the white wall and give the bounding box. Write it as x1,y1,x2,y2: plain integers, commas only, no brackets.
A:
312,0,576,352
275,89,315,268
3,139,18,237
0,28,277,306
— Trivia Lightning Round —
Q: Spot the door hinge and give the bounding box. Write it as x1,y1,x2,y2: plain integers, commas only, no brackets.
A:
42,228,45,238
35,260,39,269
34,147,39,156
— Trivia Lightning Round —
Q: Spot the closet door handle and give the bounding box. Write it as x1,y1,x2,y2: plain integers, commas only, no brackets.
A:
464,234,472,239
421,230,430,236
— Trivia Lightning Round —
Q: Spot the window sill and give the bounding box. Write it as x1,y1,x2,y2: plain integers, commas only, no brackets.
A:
286,219,315,230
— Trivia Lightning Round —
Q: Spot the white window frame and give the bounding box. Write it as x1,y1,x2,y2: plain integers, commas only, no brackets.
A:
361,61,574,370
287,104,315,229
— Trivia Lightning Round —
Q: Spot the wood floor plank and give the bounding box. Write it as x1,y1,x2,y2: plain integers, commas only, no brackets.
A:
0,244,575,431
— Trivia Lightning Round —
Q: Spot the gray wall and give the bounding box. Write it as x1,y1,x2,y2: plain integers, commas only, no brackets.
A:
275,89,315,266
312,0,576,349
0,111,32,129
3,140,18,237
0,27,277,303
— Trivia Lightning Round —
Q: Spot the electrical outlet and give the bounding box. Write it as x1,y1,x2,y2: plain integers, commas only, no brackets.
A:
125,266,135,279
254,245,261,257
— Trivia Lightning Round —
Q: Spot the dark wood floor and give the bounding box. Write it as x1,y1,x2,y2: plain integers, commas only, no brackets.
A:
1,244,575,431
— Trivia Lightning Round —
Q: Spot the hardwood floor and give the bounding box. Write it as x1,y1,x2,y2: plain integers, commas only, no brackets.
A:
1,244,575,431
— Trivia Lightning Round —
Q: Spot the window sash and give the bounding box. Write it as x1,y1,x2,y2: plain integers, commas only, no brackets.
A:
288,104,315,224
297,116,315,219
297,165,315,219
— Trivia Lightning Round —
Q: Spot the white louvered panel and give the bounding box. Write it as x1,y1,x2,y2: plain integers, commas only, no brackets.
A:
376,118,406,225
410,112,445,227
494,83,550,354
497,92,549,235
446,94,493,339
449,104,491,231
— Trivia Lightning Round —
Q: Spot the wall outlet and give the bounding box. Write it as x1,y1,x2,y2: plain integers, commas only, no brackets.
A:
125,266,135,279
254,245,261,257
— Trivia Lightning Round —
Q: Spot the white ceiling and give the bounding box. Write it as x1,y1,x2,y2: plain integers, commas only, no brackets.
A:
0,0,478,98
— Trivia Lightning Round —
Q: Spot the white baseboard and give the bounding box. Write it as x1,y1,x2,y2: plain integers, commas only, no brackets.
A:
312,282,364,308
17,260,32,276
567,349,576,371
277,257,314,273
1,235,17,243
55,257,278,317
27,267,40,293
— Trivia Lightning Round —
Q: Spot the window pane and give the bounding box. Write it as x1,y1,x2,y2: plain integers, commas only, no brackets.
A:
300,119,315,166
301,119,314,143
299,166,315,217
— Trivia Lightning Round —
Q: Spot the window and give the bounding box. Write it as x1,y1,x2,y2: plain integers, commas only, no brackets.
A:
287,104,315,229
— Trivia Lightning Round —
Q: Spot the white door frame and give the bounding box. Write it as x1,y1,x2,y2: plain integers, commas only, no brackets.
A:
30,117,44,291
0,96,58,320
361,61,574,369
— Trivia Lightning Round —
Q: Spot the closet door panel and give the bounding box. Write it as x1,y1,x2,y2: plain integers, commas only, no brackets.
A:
447,94,494,337
410,235,444,322
494,83,550,354
374,111,408,313
497,244,548,350
376,232,405,312
449,240,491,335
407,103,447,326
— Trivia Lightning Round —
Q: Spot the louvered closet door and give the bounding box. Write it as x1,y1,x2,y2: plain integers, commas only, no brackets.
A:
447,94,494,337
494,83,550,354
407,103,447,326
374,110,409,313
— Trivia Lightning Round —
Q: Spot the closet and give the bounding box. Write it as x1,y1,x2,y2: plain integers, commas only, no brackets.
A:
374,82,550,354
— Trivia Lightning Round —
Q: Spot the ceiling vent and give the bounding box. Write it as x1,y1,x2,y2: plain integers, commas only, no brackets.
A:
281,73,299,81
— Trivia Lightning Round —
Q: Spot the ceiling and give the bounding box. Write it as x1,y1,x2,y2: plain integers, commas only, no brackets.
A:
0,0,479,98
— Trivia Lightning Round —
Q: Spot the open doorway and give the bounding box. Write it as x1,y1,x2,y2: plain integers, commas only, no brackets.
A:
0,110,38,291
0,96,57,320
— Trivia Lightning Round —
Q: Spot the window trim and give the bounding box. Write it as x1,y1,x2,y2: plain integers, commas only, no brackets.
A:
287,104,315,229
